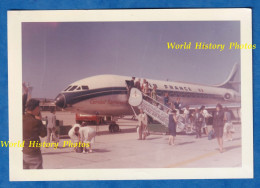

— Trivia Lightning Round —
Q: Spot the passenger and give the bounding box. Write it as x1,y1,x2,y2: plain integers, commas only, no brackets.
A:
170,101,176,111
23,99,47,169
151,85,157,105
68,124,81,144
223,107,234,141
164,92,169,107
137,109,148,140
145,80,150,96
142,80,149,96
128,77,135,90
190,110,196,132
168,110,177,145
213,103,225,153
134,78,141,91
186,114,194,134
195,108,204,138
46,109,58,144
200,105,212,136
183,106,190,132
141,79,147,93
79,126,96,153
174,98,181,110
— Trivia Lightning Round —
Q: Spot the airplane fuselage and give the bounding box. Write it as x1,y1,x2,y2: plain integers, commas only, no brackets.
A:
55,74,240,116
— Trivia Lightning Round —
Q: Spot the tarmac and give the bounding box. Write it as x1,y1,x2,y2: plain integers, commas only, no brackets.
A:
41,117,241,169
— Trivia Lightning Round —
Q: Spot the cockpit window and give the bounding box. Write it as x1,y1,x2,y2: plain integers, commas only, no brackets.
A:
64,86,72,91
69,86,77,91
82,86,89,90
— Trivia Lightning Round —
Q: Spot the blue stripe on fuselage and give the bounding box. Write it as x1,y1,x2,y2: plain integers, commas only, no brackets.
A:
62,87,128,105
61,86,224,107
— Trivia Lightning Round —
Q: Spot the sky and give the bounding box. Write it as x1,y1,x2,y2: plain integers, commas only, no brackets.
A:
22,21,240,99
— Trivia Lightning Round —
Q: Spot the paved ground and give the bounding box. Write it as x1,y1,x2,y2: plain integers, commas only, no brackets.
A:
41,118,241,169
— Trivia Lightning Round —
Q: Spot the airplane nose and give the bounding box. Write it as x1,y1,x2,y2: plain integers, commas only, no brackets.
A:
55,94,66,108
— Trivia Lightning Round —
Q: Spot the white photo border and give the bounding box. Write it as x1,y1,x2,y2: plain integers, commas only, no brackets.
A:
8,9,253,181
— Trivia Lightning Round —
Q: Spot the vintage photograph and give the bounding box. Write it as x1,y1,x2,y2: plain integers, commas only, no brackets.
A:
8,9,253,180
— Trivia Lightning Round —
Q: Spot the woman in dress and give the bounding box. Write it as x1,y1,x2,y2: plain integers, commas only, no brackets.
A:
168,110,177,145
213,103,225,152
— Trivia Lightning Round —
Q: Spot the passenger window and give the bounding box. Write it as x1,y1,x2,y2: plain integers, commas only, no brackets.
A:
175,86,179,90
164,85,168,89
76,86,81,90
179,87,184,90
69,86,77,91
82,86,89,90
169,85,173,89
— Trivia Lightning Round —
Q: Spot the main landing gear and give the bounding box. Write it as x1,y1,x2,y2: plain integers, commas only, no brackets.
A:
109,123,120,133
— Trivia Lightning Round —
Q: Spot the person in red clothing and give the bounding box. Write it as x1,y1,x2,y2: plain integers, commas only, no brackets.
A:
23,99,47,169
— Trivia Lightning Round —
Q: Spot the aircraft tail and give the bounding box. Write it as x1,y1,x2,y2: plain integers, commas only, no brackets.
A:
215,63,240,91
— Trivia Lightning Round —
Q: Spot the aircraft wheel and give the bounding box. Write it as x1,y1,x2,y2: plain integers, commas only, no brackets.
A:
109,124,120,133
109,124,113,133
114,124,120,132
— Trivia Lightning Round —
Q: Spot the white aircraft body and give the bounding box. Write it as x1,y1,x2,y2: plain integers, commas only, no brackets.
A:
55,64,240,117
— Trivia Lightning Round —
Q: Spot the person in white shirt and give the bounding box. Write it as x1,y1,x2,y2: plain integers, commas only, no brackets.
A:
137,109,148,140
46,109,58,143
68,124,81,143
200,105,212,136
79,126,96,153
183,106,190,133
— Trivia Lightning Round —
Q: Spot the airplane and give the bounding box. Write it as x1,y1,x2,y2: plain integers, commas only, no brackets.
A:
55,63,240,131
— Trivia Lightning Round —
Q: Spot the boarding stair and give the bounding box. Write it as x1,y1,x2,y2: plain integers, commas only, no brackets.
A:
125,81,186,133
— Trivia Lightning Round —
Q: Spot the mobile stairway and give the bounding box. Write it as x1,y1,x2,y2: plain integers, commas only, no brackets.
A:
127,86,186,134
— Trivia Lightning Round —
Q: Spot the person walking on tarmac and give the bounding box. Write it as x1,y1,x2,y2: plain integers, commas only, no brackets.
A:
195,108,204,138
200,105,212,136
46,109,58,144
168,110,177,145
213,103,225,153
137,109,148,140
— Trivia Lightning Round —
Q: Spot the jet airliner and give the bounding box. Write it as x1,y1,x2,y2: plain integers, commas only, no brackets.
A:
55,64,240,121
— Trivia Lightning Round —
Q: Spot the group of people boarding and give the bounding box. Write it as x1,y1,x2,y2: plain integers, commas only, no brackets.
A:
128,77,152,97
167,103,234,152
